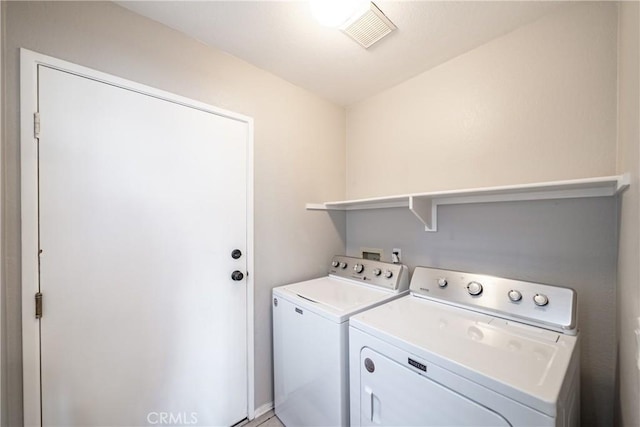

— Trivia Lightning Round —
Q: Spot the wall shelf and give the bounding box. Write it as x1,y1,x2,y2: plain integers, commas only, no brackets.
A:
307,174,630,232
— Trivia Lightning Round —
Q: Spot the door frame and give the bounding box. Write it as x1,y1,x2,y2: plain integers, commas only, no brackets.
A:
0,3,4,422
20,49,255,426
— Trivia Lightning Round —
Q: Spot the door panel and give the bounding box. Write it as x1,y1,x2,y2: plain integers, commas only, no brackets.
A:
38,66,248,426
358,348,510,426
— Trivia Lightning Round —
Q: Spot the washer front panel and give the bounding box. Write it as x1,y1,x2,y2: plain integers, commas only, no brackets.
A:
273,296,348,427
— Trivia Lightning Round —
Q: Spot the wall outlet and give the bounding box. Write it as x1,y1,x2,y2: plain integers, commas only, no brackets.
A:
392,248,401,264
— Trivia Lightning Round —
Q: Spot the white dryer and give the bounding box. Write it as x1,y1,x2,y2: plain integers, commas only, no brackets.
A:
349,266,580,427
273,256,409,427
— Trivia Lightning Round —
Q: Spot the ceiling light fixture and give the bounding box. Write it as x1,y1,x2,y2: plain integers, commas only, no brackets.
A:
309,0,369,28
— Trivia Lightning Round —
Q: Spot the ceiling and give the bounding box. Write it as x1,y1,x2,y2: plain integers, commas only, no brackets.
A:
117,1,566,106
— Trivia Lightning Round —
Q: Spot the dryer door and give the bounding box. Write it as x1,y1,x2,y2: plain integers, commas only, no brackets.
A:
358,348,510,426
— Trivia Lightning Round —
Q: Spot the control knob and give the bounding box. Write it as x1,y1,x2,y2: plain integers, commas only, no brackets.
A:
533,293,549,306
508,290,522,302
353,264,364,274
372,268,382,276
437,278,448,288
339,262,347,269
331,260,339,268
467,281,483,296
383,270,393,279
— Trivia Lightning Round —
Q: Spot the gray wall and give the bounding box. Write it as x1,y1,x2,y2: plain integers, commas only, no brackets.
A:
346,198,618,425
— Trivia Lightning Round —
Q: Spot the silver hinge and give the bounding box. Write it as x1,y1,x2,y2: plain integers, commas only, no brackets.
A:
35,292,43,319
34,112,41,139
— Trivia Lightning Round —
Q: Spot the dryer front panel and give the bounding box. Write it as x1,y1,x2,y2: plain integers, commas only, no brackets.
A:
357,347,510,426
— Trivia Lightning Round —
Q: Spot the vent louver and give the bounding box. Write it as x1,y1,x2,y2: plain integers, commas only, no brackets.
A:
340,2,397,49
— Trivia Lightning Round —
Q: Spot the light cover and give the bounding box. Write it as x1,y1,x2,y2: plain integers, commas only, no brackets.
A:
309,0,369,28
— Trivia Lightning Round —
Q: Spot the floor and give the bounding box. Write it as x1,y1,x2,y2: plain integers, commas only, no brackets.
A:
241,410,284,427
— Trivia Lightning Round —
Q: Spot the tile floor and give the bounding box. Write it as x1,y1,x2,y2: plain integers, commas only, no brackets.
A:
241,410,284,427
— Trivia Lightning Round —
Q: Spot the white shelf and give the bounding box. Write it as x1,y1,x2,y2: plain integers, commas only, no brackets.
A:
307,174,630,232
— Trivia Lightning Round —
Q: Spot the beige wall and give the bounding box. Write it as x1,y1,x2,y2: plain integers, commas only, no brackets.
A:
616,2,640,426
346,2,618,199
1,1,346,424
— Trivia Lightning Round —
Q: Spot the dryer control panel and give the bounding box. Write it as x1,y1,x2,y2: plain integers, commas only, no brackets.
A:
329,255,409,293
410,266,577,335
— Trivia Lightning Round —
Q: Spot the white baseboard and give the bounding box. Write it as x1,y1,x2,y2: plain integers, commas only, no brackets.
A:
253,401,274,419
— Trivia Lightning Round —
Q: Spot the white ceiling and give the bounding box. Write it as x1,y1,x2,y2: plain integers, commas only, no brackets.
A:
117,1,566,106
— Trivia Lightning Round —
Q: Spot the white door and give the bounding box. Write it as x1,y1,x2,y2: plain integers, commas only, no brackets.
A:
37,65,249,426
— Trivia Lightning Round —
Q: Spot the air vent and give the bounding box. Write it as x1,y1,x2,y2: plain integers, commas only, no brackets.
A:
340,2,396,49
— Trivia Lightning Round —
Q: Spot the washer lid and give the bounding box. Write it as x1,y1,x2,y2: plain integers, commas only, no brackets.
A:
273,277,405,323
349,296,579,417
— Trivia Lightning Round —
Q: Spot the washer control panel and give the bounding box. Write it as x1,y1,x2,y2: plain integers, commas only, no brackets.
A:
328,255,409,292
410,266,577,335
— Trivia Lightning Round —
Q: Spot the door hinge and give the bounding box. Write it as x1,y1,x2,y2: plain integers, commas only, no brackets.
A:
35,292,43,319
34,112,41,139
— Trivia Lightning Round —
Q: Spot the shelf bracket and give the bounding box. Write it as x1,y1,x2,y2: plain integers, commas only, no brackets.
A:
618,173,631,193
409,196,437,232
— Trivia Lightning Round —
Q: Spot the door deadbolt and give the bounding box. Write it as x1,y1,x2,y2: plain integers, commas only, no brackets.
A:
231,249,242,259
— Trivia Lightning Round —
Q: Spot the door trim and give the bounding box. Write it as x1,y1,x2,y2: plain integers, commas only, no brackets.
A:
0,3,4,422
20,49,255,426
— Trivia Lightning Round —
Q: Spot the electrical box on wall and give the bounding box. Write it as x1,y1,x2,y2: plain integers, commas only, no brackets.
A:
361,248,383,261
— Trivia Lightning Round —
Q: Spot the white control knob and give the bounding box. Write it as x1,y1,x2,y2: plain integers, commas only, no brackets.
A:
353,264,364,273
437,278,448,288
508,290,522,302
339,262,347,269
383,270,393,279
373,268,382,276
533,293,549,306
331,261,339,268
467,281,483,296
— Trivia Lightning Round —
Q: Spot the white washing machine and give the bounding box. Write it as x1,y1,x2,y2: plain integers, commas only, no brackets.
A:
349,266,580,427
273,255,409,427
